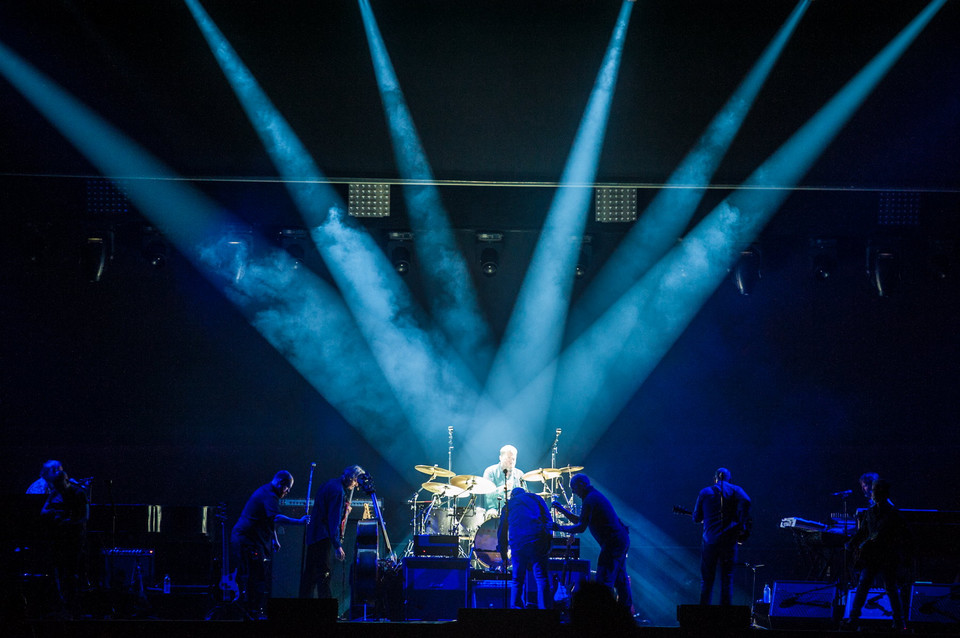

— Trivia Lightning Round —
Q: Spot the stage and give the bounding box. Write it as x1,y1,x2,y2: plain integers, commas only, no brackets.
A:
11,615,960,638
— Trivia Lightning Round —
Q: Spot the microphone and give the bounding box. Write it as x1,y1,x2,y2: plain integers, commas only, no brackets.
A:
831,489,853,497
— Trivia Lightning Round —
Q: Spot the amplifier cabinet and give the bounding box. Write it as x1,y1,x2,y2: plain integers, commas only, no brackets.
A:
908,583,960,625
103,547,155,589
403,557,469,620
768,581,837,630
843,587,894,624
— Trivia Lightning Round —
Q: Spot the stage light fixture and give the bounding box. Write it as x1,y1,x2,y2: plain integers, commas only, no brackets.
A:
810,238,837,282
480,248,499,277
877,191,921,227
595,187,638,223
79,228,114,282
85,178,130,217
277,227,309,267
476,231,503,278
348,183,391,218
866,241,901,297
209,226,253,283
386,230,414,276
141,226,168,269
734,245,762,295
927,239,953,282
576,236,593,279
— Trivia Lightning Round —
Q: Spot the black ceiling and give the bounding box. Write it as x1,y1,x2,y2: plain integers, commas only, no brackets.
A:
0,1,957,232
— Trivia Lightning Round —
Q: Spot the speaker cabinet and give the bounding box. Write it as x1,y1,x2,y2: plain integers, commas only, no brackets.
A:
909,583,960,625
403,557,468,620
768,581,836,630
103,548,155,589
843,587,894,625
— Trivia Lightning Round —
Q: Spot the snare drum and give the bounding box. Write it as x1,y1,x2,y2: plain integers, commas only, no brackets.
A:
472,516,508,569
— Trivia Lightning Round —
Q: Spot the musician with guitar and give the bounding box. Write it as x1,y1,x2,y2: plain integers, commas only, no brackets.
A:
841,478,910,632
691,467,751,606
231,470,310,618
299,465,364,600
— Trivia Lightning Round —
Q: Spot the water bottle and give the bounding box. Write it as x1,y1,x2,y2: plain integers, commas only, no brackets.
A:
163,574,172,594
763,583,771,604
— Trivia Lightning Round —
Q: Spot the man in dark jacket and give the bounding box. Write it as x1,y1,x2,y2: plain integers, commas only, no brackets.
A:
693,467,752,605
231,471,310,617
842,479,910,632
498,486,553,609
552,474,632,612
300,465,363,599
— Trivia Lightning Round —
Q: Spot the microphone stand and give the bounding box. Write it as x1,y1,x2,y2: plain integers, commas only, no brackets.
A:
839,491,851,595
550,429,561,522
446,426,455,516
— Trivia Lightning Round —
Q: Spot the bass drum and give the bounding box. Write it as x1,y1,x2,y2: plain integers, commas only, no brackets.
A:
458,506,486,538
472,517,507,570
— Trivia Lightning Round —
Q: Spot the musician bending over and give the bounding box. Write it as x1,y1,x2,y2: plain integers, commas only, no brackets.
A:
552,474,633,612
231,470,309,619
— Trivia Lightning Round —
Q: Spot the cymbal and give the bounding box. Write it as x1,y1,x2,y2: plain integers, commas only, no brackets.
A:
557,465,584,474
422,482,465,497
450,474,496,495
415,464,455,478
522,468,562,482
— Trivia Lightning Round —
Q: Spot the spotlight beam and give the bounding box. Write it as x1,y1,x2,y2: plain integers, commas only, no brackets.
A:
568,0,812,342
546,0,948,452
185,0,487,442
475,1,635,455
0,35,428,465
358,0,495,381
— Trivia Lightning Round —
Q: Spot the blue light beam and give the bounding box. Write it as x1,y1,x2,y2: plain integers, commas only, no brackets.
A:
568,0,812,342
358,0,496,381
475,0,635,456
0,35,428,464
547,0,948,452
185,0,487,441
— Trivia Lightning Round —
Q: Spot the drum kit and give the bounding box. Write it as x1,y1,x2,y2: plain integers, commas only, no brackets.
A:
410,462,584,569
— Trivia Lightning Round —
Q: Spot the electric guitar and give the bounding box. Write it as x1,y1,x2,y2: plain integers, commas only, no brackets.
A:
673,505,750,544
214,503,240,602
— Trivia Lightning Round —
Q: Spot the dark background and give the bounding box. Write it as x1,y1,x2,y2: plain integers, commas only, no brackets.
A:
1,0,958,616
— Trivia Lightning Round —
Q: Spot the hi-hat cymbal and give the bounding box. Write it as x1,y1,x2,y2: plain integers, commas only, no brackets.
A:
422,482,465,497
557,465,584,474
415,464,455,478
522,468,562,482
450,475,496,495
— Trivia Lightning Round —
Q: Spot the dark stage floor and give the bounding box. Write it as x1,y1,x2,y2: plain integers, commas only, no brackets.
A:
11,616,960,638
